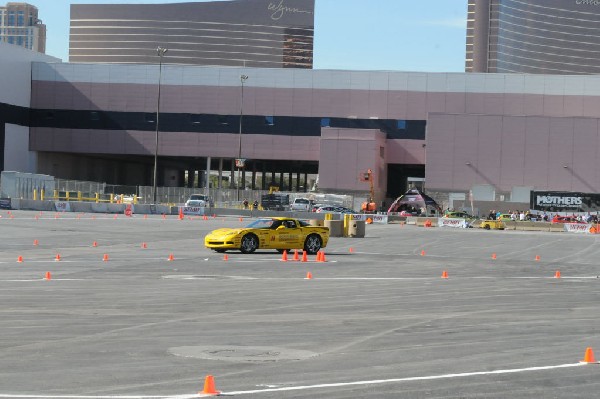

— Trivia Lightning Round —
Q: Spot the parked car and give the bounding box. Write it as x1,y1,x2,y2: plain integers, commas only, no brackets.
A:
480,220,506,230
185,194,209,207
204,217,329,254
551,215,585,224
444,211,472,219
261,194,290,211
290,197,313,212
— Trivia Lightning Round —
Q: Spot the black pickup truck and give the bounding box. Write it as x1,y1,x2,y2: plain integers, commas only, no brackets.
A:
260,194,290,211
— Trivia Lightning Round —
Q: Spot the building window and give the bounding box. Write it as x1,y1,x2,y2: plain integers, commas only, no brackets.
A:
90,111,100,121
320,117,330,127
145,113,155,123
218,115,228,125
17,11,24,27
265,116,274,126
397,120,406,129
380,146,385,158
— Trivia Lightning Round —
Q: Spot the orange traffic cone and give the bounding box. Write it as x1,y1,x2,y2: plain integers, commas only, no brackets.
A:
17,255,23,263
239,217,243,222
315,251,323,262
178,208,184,220
321,252,327,262
33,239,38,246
441,270,449,279
349,247,354,253
580,347,599,364
535,255,541,261
143,214,148,220
113,214,118,220
141,242,147,249
200,375,220,395
168,253,174,261
223,254,229,261
55,254,61,262
491,253,497,260
103,254,109,262
92,241,98,247
420,250,426,256
281,250,288,262
305,271,313,280
554,270,561,279
301,251,308,262
44,271,51,280
293,249,299,261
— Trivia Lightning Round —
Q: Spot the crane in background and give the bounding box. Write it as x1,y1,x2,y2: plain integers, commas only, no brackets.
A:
360,169,377,213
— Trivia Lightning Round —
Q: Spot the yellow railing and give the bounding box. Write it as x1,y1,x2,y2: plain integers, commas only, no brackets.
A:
32,190,139,204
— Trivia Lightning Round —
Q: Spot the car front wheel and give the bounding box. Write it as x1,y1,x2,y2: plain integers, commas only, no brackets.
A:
240,234,259,254
304,234,322,255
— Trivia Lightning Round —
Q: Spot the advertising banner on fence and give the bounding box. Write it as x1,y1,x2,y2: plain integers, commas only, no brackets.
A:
182,206,205,216
438,218,468,228
349,214,388,224
54,201,71,212
531,191,600,213
563,223,592,234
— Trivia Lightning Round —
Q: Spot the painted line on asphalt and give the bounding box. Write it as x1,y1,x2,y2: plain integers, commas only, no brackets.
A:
0,362,586,398
224,362,586,396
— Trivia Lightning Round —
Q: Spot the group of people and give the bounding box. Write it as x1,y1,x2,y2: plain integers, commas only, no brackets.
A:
242,198,259,210
486,209,599,223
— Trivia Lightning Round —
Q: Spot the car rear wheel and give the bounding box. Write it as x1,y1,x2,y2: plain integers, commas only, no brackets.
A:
240,234,259,254
484,224,490,230
304,234,322,255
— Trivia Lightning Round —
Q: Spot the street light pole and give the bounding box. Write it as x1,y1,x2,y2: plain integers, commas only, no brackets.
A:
152,46,168,204
237,74,248,202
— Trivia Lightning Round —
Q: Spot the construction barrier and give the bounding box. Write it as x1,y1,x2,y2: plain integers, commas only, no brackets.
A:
347,220,366,237
325,219,344,237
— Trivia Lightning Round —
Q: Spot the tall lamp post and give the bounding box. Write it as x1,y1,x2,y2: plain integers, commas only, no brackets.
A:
236,74,248,202
152,46,168,204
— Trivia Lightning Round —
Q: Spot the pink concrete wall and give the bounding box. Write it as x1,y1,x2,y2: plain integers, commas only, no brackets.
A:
33,81,600,121
29,128,320,161
318,128,386,195
427,113,600,193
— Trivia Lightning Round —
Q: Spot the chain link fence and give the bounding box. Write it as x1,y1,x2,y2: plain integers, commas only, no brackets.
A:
53,178,357,209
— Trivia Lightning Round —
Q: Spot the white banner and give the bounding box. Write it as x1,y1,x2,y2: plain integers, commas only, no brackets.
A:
563,223,592,233
54,201,71,212
438,217,467,228
182,206,205,215
349,214,388,224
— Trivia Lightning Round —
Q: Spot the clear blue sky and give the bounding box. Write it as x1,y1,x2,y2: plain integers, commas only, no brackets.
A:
26,0,467,72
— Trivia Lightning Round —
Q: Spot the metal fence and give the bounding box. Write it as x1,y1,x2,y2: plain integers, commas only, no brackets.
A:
53,178,358,209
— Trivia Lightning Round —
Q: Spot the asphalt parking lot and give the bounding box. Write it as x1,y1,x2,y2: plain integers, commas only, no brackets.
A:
0,210,599,398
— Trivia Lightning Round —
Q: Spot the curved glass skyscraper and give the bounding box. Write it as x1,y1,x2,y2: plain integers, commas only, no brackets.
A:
70,0,314,68
467,0,600,74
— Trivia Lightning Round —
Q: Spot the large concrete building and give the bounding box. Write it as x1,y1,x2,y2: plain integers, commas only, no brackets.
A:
19,60,600,207
0,2,45,53
466,0,600,74
69,0,314,68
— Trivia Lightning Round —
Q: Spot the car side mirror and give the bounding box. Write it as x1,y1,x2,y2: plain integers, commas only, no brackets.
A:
276,225,286,230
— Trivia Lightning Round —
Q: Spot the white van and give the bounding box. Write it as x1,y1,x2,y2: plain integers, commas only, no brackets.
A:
290,198,312,211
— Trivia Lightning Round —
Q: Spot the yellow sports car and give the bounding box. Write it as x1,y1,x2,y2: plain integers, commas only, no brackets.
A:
204,217,330,254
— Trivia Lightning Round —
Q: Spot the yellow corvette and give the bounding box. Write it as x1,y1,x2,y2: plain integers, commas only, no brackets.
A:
204,217,329,254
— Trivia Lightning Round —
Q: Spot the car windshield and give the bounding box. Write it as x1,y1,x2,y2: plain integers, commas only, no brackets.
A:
189,195,206,201
246,218,278,229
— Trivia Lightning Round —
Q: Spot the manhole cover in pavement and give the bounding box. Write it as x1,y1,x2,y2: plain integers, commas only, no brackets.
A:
169,345,317,362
